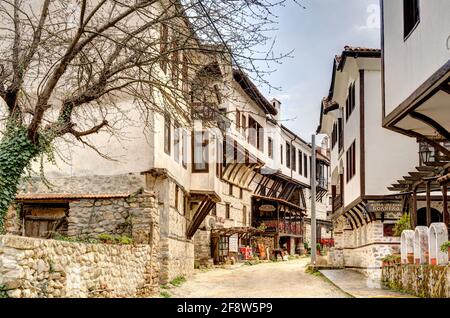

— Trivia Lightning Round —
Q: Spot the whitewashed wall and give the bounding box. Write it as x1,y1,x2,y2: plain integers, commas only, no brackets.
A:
383,0,450,116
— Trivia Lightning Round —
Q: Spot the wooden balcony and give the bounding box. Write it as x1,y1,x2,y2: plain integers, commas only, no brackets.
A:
332,195,343,213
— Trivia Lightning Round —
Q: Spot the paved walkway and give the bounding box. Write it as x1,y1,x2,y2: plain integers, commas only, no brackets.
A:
320,269,414,298
166,258,349,298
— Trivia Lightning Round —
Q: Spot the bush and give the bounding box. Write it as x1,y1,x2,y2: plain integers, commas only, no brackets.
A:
440,241,450,253
97,234,133,245
393,213,411,236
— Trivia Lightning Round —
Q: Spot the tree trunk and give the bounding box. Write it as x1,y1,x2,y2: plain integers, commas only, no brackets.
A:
0,128,41,233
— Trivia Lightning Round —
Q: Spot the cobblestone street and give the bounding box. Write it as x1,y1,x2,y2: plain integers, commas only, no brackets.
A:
166,258,349,298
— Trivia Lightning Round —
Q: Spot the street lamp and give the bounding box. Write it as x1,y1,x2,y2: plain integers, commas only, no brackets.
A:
419,142,432,165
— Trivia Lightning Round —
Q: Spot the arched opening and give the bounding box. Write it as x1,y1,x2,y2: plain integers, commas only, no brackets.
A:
416,207,442,226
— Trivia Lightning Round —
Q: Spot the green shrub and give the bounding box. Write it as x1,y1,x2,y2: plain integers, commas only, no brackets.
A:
0,285,8,298
170,276,186,287
440,241,450,253
160,291,171,298
97,234,133,245
393,213,411,236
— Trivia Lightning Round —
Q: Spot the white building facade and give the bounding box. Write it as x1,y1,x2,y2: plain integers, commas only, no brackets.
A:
317,46,419,280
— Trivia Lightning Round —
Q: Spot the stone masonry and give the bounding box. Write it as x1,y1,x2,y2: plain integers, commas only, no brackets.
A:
0,235,159,298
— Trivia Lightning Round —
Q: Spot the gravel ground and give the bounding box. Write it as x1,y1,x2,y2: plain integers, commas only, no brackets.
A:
164,258,349,298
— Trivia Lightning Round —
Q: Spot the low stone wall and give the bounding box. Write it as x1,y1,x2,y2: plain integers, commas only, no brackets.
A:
68,193,158,244
0,235,158,298
382,264,450,298
159,236,194,284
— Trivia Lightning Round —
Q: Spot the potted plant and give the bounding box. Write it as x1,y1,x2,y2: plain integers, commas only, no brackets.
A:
316,243,322,256
440,241,450,261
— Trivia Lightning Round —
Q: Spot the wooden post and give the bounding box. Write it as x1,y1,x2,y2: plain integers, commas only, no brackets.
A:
426,181,431,227
276,202,280,248
412,191,418,228
443,184,449,226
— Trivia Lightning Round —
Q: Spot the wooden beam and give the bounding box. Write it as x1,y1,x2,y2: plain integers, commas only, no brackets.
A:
443,184,449,226
426,182,431,227
410,111,450,142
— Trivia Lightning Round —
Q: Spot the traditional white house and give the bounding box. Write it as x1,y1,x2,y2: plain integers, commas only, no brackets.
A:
381,0,450,229
317,46,419,280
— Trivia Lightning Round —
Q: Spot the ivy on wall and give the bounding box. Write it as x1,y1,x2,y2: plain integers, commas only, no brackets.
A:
0,126,48,233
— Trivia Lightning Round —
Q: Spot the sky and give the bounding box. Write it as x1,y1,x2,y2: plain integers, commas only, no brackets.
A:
258,0,381,142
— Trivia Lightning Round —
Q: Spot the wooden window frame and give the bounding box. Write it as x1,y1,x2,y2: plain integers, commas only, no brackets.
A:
280,145,283,165
403,0,420,40
286,142,291,168
291,146,296,172
192,130,209,173
304,154,308,178
298,150,303,176
182,129,187,169
268,137,273,159
236,109,241,129
174,124,180,163
164,114,171,155
225,203,231,219
160,23,169,74
346,140,356,183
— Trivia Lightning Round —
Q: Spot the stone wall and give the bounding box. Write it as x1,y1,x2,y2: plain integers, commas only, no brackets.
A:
68,193,158,244
18,174,146,195
193,229,211,264
329,218,400,281
382,265,450,298
0,235,159,298
159,236,194,284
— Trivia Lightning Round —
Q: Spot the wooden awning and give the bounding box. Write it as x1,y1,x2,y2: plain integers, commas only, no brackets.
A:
186,191,220,239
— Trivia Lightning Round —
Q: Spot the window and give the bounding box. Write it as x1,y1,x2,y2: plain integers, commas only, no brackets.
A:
160,23,169,73
236,109,241,129
192,131,209,172
286,142,291,168
403,0,420,39
304,154,308,178
346,141,356,182
280,145,284,165
239,188,243,199
214,85,222,104
174,185,179,211
174,124,180,163
298,150,303,176
345,83,356,121
229,183,233,196
164,114,171,155
171,40,179,87
243,206,247,226
268,137,273,158
225,203,230,219
291,146,296,171
331,122,338,149
338,118,343,152
210,205,217,216
242,115,247,133
182,55,189,93
182,130,187,169
248,116,264,151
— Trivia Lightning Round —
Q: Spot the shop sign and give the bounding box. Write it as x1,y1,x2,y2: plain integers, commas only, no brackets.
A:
366,201,402,213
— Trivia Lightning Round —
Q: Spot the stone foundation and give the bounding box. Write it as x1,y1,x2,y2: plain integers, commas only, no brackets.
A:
382,265,450,298
330,218,400,281
0,235,159,298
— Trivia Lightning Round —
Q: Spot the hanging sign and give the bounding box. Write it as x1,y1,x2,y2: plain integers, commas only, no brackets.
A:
259,204,276,212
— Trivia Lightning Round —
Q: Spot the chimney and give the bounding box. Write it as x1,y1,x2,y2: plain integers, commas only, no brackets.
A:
271,98,281,121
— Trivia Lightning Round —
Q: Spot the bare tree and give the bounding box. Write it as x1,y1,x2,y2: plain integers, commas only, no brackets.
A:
0,0,300,230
